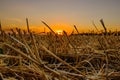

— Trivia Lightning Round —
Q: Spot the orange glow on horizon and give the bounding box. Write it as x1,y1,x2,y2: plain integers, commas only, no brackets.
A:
2,23,120,34
55,30,63,35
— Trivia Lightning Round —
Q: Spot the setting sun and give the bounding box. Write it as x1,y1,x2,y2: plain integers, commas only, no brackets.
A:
55,30,63,35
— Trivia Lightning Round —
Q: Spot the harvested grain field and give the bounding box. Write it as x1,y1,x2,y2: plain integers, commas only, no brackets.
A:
0,20,120,80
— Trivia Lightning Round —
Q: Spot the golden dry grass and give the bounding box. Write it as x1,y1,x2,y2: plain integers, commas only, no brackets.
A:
0,21,120,80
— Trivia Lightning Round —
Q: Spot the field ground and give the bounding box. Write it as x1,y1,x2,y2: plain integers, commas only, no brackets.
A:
0,28,120,80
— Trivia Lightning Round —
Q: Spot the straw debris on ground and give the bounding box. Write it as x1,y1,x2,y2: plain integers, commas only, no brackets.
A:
0,20,120,80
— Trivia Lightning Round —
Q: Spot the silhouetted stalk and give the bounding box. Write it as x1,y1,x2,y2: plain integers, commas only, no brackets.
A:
23,30,26,35
100,19,109,80
74,25,80,34
16,28,22,38
41,21,64,54
63,31,79,63
41,21,55,34
0,21,3,37
26,18,30,33
10,29,16,37
100,19,107,35
92,21,99,32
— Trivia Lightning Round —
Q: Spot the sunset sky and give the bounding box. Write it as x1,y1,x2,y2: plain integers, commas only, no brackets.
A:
0,0,120,33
